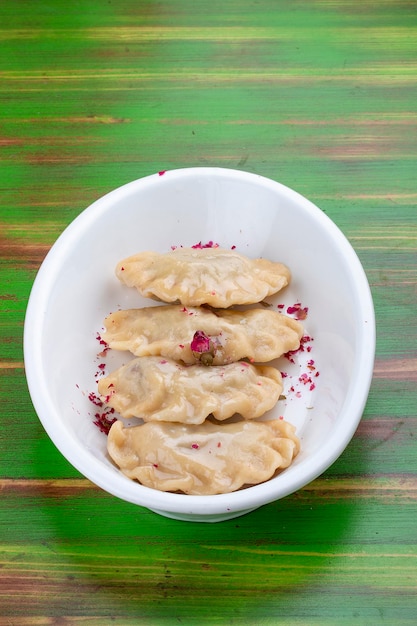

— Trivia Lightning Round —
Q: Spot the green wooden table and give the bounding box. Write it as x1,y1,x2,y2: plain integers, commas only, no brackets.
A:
1,1,416,623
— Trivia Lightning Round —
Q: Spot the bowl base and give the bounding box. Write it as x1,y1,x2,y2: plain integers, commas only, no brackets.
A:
148,506,258,523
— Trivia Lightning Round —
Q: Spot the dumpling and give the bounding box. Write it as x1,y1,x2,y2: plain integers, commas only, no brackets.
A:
102,305,303,365
97,356,283,424
107,418,300,495
115,247,291,307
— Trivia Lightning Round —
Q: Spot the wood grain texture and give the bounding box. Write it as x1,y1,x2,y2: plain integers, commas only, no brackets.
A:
1,0,416,623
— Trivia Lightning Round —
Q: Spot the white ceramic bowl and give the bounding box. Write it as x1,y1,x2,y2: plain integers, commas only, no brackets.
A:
24,167,375,522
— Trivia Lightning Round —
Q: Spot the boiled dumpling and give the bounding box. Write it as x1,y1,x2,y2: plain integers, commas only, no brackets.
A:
115,247,291,307
107,418,300,495
102,305,303,365
97,356,283,424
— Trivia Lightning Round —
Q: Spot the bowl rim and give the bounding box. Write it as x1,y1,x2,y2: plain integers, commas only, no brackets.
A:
24,166,376,516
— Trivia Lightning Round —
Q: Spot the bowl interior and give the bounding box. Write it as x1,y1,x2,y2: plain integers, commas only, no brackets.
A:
24,168,375,520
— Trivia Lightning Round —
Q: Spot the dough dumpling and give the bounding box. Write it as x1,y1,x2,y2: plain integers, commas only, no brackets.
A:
107,418,300,495
102,305,303,365
97,356,283,425
115,247,291,307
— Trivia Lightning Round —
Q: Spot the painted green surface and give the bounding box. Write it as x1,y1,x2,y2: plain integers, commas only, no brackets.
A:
1,0,416,623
